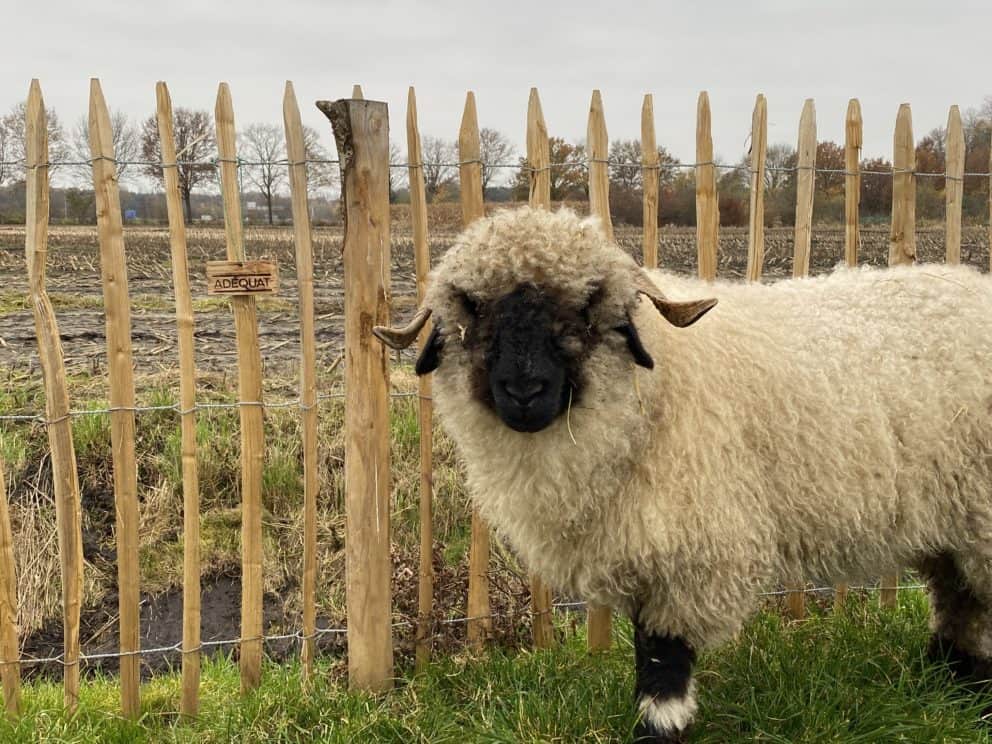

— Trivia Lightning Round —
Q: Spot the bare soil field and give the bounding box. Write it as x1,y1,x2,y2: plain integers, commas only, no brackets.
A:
0,221,987,379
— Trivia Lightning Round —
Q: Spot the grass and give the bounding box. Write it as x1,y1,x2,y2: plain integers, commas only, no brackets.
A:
0,594,989,742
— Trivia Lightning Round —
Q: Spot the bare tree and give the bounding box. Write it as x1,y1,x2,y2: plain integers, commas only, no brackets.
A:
479,128,515,191
0,100,68,185
389,141,407,202
69,110,139,185
608,139,681,193
240,123,286,224
763,143,796,192
301,125,337,196
141,107,216,224
421,136,456,202
609,139,641,190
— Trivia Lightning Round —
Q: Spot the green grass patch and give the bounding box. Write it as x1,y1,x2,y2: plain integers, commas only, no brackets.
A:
2,596,990,743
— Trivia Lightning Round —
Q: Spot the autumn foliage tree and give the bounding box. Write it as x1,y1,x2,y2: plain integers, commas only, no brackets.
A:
511,136,587,201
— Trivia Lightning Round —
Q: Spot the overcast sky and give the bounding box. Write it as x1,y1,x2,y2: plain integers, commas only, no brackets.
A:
7,0,991,175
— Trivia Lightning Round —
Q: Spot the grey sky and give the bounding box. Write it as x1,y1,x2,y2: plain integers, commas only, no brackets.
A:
7,0,991,177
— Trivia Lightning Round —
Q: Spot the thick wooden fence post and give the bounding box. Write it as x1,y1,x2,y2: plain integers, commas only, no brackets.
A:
586,89,613,651
792,99,817,279
457,92,493,649
155,81,202,717
844,99,863,269
945,105,964,265
785,99,816,620
0,460,19,718
407,87,436,671
889,104,916,267
89,78,141,718
695,92,718,281
283,81,320,684
319,96,394,691
215,83,266,692
641,94,659,270
25,80,84,713
526,88,556,650
746,94,767,282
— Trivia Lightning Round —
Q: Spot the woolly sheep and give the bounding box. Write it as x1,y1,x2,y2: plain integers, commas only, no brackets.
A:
374,206,992,743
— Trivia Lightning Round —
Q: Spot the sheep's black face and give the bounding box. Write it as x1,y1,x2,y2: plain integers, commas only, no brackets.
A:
482,286,576,432
413,281,667,433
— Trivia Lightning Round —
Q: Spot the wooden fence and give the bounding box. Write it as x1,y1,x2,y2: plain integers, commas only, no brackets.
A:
0,79,989,718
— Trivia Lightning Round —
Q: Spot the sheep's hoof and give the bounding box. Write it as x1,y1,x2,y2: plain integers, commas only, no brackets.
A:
633,720,689,743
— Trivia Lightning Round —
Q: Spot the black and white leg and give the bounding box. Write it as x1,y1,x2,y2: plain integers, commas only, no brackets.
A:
633,624,697,743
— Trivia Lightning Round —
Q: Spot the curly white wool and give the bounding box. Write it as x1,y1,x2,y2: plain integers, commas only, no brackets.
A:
424,206,992,648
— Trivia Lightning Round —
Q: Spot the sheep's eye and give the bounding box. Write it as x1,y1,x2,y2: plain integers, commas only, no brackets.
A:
580,283,607,322
457,291,480,318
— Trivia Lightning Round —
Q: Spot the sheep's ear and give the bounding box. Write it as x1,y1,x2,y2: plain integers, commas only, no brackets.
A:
373,306,432,350
615,323,654,369
633,272,717,328
414,325,444,375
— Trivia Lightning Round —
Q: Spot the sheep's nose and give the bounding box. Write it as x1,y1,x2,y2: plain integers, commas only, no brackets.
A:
503,379,545,406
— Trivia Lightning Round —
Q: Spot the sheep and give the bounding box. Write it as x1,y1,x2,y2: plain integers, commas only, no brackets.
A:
373,206,992,743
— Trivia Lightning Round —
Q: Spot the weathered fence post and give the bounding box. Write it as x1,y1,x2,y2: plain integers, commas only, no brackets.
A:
695,92,718,281
406,86,436,671
746,94,767,282
215,83,266,692
641,94,659,270
318,96,395,691
586,89,613,651
89,78,142,718
156,80,202,716
792,99,817,279
282,81,320,683
0,459,19,718
945,105,964,265
889,104,916,267
25,80,84,713
526,88,556,650
456,91,494,649
843,99,863,269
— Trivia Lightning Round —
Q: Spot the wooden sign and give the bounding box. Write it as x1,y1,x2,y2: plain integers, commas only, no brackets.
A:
206,260,279,296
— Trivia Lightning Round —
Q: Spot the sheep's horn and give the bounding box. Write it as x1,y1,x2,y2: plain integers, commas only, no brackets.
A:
634,272,717,328
372,306,432,350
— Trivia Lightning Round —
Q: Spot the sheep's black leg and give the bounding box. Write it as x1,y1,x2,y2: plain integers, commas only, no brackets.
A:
633,624,697,743
917,551,992,685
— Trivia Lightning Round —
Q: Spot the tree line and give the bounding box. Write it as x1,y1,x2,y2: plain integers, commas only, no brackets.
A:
2,97,992,226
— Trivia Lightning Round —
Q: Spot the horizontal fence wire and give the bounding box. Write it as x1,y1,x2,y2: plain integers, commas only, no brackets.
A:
0,157,987,178
0,392,428,425
0,585,928,669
